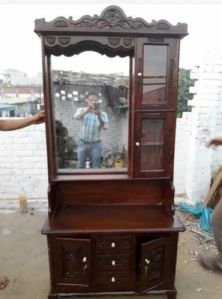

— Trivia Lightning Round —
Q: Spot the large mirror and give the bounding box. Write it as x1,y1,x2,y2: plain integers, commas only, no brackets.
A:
51,52,130,172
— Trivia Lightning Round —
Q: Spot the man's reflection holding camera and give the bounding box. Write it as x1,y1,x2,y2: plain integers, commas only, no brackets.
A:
74,92,108,168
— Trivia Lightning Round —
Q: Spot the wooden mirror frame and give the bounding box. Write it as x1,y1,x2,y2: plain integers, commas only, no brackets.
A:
35,5,187,182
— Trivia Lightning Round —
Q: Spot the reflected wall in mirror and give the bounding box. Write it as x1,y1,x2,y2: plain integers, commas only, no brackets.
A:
52,52,129,172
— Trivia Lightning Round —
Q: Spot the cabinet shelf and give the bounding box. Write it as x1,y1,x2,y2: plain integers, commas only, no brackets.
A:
42,205,184,234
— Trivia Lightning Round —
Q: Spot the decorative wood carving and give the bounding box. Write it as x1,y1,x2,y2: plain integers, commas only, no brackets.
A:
63,248,80,278
35,5,187,36
62,244,90,282
147,247,164,280
69,6,153,31
44,35,134,57
35,6,187,57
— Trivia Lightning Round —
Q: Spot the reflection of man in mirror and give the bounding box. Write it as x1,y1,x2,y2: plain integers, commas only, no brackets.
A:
74,92,108,168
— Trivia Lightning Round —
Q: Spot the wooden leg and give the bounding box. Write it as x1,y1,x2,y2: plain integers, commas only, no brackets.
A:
167,290,177,299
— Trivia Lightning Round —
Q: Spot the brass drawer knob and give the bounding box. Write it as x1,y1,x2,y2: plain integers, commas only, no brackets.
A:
82,256,87,263
111,242,116,248
112,260,116,266
145,258,150,265
111,276,116,283
135,142,140,146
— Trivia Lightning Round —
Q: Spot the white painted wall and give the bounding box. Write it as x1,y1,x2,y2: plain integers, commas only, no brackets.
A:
174,51,222,203
0,123,48,209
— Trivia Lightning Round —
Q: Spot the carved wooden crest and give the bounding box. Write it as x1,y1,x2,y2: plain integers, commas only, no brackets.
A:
35,5,187,36
69,6,154,30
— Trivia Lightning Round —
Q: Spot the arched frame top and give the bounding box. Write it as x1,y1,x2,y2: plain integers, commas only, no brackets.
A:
35,5,188,57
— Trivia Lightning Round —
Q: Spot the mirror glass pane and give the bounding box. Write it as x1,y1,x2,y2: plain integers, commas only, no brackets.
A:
51,52,129,172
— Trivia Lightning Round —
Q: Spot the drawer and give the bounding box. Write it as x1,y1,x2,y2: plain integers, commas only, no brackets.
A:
95,254,132,271
95,236,133,253
94,271,134,291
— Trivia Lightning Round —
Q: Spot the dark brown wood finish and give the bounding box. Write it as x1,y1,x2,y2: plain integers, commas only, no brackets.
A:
35,5,187,299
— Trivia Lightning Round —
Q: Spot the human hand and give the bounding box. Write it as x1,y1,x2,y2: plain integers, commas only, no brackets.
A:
32,110,45,124
94,110,101,117
207,137,222,147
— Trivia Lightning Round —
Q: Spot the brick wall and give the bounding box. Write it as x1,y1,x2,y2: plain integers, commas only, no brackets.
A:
174,51,222,203
0,123,48,209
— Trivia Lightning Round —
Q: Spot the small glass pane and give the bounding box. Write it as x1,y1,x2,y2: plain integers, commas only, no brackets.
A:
141,119,164,145
140,119,164,171
140,146,163,171
142,84,166,105
143,45,167,77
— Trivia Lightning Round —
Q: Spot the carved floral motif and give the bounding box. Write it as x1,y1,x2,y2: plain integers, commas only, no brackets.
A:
108,37,121,46
35,6,187,34
72,7,153,30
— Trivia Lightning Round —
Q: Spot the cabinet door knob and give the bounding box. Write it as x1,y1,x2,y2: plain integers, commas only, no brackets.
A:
135,142,140,146
112,260,116,266
111,276,116,283
82,256,87,263
137,72,142,77
111,242,116,248
145,258,150,265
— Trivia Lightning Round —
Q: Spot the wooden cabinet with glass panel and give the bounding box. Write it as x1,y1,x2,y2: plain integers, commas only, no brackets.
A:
35,5,187,299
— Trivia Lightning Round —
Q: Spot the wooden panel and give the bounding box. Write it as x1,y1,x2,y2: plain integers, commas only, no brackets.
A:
42,205,185,234
49,237,91,291
140,238,169,292
54,179,164,206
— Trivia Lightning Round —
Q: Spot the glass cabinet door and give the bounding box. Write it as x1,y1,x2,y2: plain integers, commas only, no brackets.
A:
140,118,164,171
133,112,174,178
132,38,178,177
135,38,178,109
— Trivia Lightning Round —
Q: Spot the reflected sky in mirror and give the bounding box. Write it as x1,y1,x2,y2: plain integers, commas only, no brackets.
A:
51,52,130,172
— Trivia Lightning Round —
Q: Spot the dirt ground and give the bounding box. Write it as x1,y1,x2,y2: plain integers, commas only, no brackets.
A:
0,209,222,299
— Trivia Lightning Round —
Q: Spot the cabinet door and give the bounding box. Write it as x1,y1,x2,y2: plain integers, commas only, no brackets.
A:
50,237,91,291
139,238,169,292
135,38,179,109
133,111,174,177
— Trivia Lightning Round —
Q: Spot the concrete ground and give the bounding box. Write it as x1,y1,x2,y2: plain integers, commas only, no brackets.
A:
0,210,222,299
